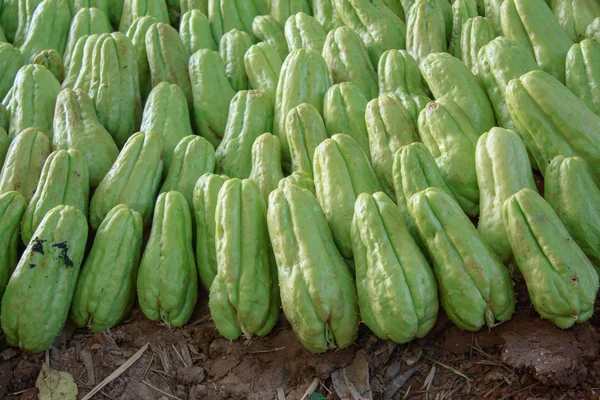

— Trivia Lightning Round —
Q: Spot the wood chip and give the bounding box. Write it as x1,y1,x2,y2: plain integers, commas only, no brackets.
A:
81,342,149,400
277,387,286,400
80,349,95,386
141,379,182,400
383,364,422,400
300,378,319,400
179,341,193,367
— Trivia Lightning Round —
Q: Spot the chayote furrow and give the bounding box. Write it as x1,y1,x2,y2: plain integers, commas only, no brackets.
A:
219,29,253,92
566,39,600,118
448,0,478,59
160,135,216,212
544,156,600,270
89,130,164,229
406,0,448,65
460,16,496,76
366,95,419,197
549,0,600,43
252,15,289,62
193,173,230,290
475,127,536,263
1,205,88,353
313,134,382,259
71,205,143,332
32,50,65,83
267,182,359,353
63,7,112,70
0,191,26,298
277,171,316,194
351,191,439,343
244,42,282,105
209,178,280,340
215,90,273,179
284,12,327,53
138,191,198,327
119,0,170,33
0,128,51,203
312,0,344,32
180,9,217,55
21,149,89,245
0,43,24,101
409,187,515,332
503,188,599,329
269,0,311,27
125,16,159,101
140,82,194,178
285,103,328,178
208,0,259,44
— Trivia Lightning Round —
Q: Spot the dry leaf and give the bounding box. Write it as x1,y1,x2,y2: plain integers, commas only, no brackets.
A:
36,362,78,400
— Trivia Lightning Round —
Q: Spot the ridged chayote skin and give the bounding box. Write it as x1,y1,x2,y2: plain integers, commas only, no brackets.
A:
0,128,9,168
284,12,327,53
244,42,282,104
249,133,285,203
89,130,164,229
409,187,515,331
448,0,478,58
273,48,331,166
322,26,379,100
269,0,311,26
334,0,407,66
160,135,216,211
0,43,24,101
503,188,599,329
193,173,229,290
544,156,600,270
19,0,72,63
267,182,359,353
140,82,194,177
126,16,159,100
63,33,100,90
119,0,170,33
13,0,45,48
476,37,541,134
137,191,198,327
71,205,143,332
418,98,480,216
4,64,61,141
460,16,496,76
216,90,273,179
323,82,370,158
420,52,496,135
189,48,235,148
63,7,112,70
0,0,21,43
88,32,143,148
32,49,65,83
406,0,448,65
277,171,316,194
53,88,119,188
475,127,536,262
21,149,89,245
0,128,51,203
483,0,503,35
549,0,600,43
0,191,26,297
377,49,431,125
181,0,208,15
219,29,253,92
505,70,600,182
179,9,217,55
313,134,382,258
145,22,193,108
1,205,88,353
366,95,418,197
587,17,600,42
73,0,110,16
312,0,344,32
500,0,573,83
392,142,458,252
285,103,328,178
252,15,289,61
352,192,438,343
207,0,259,43
566,39,600,117
108,0,125,28
209,178,280,340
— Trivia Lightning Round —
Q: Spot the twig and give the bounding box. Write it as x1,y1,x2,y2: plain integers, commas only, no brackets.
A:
319,381,332,394
143,354,155,377
499,382,539,400
171,344,187,368
11,388,34,396
189,314,211,327
300,378,319,400
141,379,182,400
484,381,505,398
423,356,472,382
277,388,286,400
403,385,411,399
81,342,149,400
251,347,285,354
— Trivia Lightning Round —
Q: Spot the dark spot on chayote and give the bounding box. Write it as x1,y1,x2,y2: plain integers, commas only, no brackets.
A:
29,264,35,269
53,241,74,268
31,237,46,254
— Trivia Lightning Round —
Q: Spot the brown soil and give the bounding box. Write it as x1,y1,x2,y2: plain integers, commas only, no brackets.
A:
2,282,600,400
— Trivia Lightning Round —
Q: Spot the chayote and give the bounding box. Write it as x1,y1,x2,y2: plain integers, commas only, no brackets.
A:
0,191,26,297
249,133,285,203
285,103,328,178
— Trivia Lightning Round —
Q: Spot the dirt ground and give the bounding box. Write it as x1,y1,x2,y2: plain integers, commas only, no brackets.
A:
1,278,599,400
